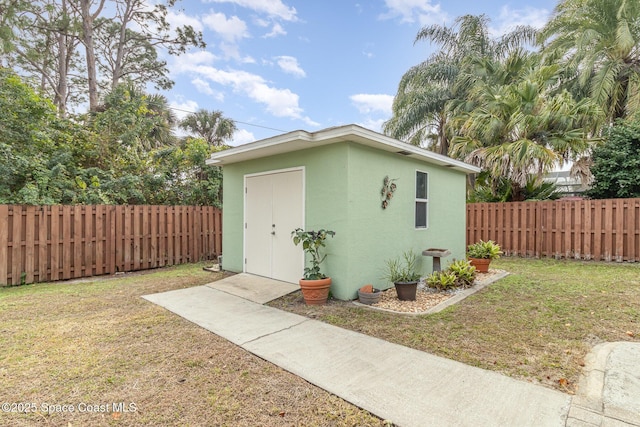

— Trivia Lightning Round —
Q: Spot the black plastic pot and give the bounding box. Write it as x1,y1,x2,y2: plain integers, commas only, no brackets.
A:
394,281,418,301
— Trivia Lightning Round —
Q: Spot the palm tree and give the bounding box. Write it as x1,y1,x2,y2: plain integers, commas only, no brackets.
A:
384,14,537,154
383,61,454,153
539,0,640,121
89,82,179,173
179,109,236,147
449,51,603,200
144,93,178,148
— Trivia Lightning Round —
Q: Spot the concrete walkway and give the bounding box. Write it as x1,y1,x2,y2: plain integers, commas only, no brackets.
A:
143,278,640,427
568,342,640,427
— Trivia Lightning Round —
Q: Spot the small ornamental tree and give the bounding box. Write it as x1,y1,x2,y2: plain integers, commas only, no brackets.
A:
587,121,640,199
291,228,335,280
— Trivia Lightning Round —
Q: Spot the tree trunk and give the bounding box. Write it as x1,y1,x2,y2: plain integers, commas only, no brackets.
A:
511,182,525,202
111,0,133,89
438,112,449,156
80,0,97,111
613,72,630,120
54,30,68,115
78,0,105,112
40,32,52,94
53,0,70,116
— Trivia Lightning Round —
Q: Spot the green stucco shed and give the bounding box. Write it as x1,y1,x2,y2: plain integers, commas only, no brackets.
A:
207,124,480,300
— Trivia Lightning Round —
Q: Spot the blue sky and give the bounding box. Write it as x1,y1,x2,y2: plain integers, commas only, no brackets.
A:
165,0,559,145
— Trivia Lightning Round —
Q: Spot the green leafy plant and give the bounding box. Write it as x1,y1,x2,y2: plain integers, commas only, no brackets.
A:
383,251,421,283
467,240,502,260
426,271,458,291
447,259,477,288
586,120,640,199
291,228,336,280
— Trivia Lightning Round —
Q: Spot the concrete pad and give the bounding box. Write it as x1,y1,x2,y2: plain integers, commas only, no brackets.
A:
572,342,640,427
206,273,299,304
243,319,570,427
602,343,640,426
602,418,639,427
568,405,603,425
143,281,640,427
142,286,307,345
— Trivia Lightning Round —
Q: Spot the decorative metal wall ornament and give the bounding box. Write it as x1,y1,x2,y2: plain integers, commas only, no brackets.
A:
381,175,397,209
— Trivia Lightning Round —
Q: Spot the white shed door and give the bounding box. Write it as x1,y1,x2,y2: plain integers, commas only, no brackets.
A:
245,170,303,283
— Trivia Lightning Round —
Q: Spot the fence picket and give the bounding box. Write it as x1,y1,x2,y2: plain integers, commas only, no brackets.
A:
467,199,640,263
11,207,22,284
24,206,35,284
38,206,48,282
0,205,221,286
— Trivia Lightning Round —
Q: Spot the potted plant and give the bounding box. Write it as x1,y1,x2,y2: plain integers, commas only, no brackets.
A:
291,228,336,305
383,251,421,301
357,284,381,305
467,240,502,273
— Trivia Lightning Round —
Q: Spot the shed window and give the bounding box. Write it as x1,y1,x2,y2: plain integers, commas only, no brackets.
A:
415,171,428,228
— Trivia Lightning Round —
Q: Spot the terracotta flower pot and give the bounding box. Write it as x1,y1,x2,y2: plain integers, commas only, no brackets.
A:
394,281,418,301
299,277,332,305
469,258,491,273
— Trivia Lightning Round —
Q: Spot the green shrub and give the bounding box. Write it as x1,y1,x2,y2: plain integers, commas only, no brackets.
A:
426,271,458,291
448,259,477,288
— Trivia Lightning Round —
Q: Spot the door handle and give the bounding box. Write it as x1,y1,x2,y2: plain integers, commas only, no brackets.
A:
271,224,276,235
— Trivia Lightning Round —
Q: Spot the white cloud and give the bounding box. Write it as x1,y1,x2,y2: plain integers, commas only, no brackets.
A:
493,6,550,35
202,12,249,42
178,63,317,124
380,0,451,25
192,78,225,102
275,56,305,78
264,23,286,38
205,0,298,21
380,0,449,26
230,128,256,146
357,118,387,133
351,94,393,132
166,10,204,33
192,78,215,95
170,99,199,121
188,50,219,65
350,94,394,115
218,42,255,62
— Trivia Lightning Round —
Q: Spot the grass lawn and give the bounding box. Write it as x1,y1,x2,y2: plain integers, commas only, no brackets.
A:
0,264,382,426
269,258,640,393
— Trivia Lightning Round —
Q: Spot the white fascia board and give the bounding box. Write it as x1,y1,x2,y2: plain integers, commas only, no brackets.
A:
207,124,481,174
329,125,481,174
206,130,311,165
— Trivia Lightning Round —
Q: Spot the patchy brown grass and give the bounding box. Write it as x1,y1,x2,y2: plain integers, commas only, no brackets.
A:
269,258,640,394
0,264,382,426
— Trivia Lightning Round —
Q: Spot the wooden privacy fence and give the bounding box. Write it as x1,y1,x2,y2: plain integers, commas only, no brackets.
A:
0,205,222,286
467,198,640,262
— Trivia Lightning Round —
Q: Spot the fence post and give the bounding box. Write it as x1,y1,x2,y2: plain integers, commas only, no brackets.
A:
0,205,8,285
